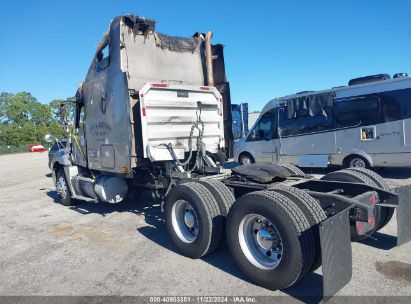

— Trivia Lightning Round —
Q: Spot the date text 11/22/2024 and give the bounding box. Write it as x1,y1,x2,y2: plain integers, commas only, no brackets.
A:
149,296,257,303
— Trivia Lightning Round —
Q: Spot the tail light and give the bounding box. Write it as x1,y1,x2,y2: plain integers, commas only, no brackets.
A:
200,86,209,90
369,215,375,226
152,83,168,88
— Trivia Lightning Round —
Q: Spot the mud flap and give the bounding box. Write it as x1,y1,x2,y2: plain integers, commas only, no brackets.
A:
319,207,352,300
395,184,411,246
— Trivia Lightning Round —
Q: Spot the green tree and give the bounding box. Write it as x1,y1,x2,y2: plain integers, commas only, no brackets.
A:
49,97,76,124
0,92,70,147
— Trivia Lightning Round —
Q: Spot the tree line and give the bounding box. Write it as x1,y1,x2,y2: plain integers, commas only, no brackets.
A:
0,92,74,147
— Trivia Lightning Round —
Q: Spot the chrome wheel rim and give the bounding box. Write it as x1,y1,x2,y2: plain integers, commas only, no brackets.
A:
241,156,252,165
238,214,283,270
56,176,67,200
171,200,199,243
350,158,366,168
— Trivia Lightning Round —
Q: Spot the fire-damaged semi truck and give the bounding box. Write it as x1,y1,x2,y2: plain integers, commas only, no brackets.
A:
46,15,411,298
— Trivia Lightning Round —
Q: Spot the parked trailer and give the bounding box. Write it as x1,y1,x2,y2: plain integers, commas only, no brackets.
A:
46,15,411,299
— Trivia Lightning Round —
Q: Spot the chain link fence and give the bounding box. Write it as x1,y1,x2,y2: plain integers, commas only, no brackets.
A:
0,145,29,155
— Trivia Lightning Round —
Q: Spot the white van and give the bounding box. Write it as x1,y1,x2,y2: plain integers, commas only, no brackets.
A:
235,73,411,168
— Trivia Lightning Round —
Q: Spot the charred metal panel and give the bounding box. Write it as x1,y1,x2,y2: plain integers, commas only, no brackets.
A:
320,207,352,300
212,44,233,158
120,24,205,92
77,15,230,172
82,20,132,175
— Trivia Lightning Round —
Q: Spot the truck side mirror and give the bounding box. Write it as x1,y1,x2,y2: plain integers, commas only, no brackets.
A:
44,134,54,143
249,129,258,140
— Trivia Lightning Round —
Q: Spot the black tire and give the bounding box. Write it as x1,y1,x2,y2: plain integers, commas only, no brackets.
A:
320,169,383,241
269,184,326,272
164,182,223,258
347,168,390,190
379,205,395,230
226,190,315,290
197,179,235,217
343,155,370,169
347,167,394,230
279,163,305,176
239,153,254,165
214,150,227,165
56,168,73,206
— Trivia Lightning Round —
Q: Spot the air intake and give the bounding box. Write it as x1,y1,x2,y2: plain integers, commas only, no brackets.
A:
348,74,391,86
393,73,408,79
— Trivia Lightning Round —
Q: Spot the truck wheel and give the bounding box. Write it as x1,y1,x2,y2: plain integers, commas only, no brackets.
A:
164,182,223,258
197,179,235,217
269,184,326,272
344,155,370,169
239,153,254,165
346,167,394,230
320,169,384,241
226,190,315,290
56,168,73,206
279,163,305,177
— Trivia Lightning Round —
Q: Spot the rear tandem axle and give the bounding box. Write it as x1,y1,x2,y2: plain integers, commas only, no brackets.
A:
161,164,410,298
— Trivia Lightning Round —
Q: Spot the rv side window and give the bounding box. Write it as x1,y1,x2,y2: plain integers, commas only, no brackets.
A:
334,97,380,128
381,92,406,122
279,107,333,137
381,95,401,122
247,112,274,141
381,88,411,121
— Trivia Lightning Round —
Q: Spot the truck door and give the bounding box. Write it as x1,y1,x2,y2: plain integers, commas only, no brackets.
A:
245,111,276,163
80,23,132,174
71,103,87,167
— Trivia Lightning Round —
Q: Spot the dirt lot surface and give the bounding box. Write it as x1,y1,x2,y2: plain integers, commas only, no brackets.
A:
0,153,410,300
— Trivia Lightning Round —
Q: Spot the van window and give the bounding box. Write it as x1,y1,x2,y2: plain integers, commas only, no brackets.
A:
334,97,380,128
247,112,274,141
381,95,401,122
380,88,411,122
279,107,333,137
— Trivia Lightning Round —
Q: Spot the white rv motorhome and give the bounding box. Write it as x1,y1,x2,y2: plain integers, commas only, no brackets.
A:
235,73,411,168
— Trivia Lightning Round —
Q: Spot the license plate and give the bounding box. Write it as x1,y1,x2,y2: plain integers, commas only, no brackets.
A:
177,90,189,98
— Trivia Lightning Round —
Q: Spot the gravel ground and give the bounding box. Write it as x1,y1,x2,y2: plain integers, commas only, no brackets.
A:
0,152,410,300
